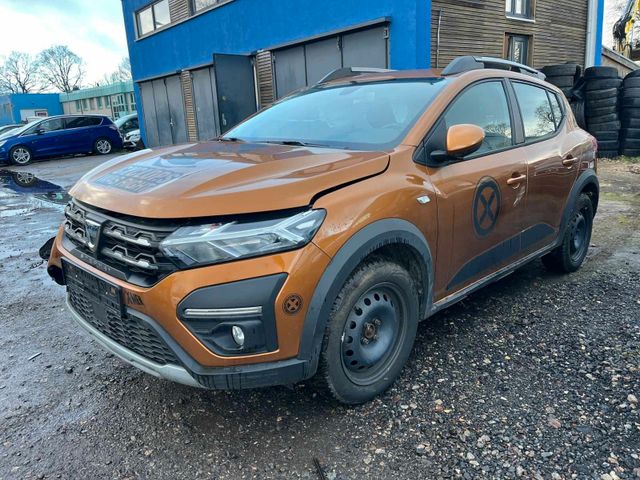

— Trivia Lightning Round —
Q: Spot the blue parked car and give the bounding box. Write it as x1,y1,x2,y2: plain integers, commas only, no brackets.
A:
0,115,123,165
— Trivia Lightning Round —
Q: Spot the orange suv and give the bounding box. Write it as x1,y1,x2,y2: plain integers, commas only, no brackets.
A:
46,57,599,404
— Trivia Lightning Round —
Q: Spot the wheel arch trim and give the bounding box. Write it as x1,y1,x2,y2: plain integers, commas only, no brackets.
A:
559,169,599,244
298,219,434,371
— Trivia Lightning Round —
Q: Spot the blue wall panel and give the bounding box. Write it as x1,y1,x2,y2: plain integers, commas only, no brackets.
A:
122,0,431,81
0,94,62,126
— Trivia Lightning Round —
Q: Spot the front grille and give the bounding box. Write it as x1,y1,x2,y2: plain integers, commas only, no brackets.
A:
66,264,179,366
64,201,178,286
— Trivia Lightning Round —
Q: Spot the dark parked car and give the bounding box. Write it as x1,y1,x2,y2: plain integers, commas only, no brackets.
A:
0,115,123,165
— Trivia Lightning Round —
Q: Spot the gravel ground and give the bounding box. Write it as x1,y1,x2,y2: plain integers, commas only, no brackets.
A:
0,157,638,480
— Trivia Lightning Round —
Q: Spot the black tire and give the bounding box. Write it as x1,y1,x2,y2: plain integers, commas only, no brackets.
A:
570,100,587,129
9,145,33,165
584,66,620,79
621,108,640,120
597,150,620,158
586,96,618,108
546,76,575,88
587,120,621,131
621,139,640,149
596,140,620,151
542,64,580,77
585,105,618,117
93,138,113,155
622,87,640,98
624,77,640,88
586,88,620,101
542,194,593,273
621,96,640,108
586,78,622,91
316,258,419,404
587,113,619,124
591,130,619,141
621,128,640,139
622,117,640,128
620,148,640,156
559,87,575,98
625,70,640,80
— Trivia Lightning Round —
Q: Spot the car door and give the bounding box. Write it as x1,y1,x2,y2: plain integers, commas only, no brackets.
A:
23,118,66,156
509,81,580,254
423,80,529,298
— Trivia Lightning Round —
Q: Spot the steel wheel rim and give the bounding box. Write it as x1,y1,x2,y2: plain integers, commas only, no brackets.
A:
13,148,30,164
340,283,407,385
97,140,111,154
569,211,588,261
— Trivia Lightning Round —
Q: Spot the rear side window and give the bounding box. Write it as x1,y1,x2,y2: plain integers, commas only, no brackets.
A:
444,81,513,154
549,93,564,128
513,82,557,141
66,117,102,128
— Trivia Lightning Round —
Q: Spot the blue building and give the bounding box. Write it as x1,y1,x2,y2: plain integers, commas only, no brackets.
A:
121,0,604,147
0,93,63,126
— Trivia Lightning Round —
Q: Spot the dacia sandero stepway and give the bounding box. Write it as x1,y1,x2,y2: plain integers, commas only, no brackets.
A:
46,57,599,404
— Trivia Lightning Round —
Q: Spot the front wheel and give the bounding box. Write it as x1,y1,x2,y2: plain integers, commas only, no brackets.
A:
542,193,594,273
9,146,32,165
94,138,113,155
317,258,419,404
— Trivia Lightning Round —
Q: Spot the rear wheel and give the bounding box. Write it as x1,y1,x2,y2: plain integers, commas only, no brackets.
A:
542,194,594,273
9,146,32,165
94,138,113,155
317,258,419,404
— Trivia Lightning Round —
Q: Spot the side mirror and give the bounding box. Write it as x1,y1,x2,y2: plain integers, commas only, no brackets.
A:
446,124,485,158
35,128,45,135
430,124,485,163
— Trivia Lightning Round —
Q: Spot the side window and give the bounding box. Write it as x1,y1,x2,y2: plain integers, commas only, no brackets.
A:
549,92,564,129
444,81,513,154
513,82,556,141
40,118,65,132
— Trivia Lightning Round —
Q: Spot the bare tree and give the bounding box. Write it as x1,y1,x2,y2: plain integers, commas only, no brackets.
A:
101,57,132,85
0,51,41,93
38,45,85,93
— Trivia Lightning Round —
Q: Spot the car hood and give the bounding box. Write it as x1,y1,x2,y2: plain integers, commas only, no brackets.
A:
70,141,390,218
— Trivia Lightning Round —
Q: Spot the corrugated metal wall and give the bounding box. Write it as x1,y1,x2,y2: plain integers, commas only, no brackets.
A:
181,71,198,142
255,51,275,108
431,0,589,69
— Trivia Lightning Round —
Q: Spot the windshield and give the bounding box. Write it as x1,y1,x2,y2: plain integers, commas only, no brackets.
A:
224,79,449,150
0,120,40,140
114,115,135,128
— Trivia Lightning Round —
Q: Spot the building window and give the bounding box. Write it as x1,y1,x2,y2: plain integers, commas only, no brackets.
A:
75,100,82,111
105,96,111,107
129,93,136,110
90,98,96,109
506,34,531,65
97,97,103,108
82,99,89,109
506,0,533,19
137,0,171,37
192,0,222,13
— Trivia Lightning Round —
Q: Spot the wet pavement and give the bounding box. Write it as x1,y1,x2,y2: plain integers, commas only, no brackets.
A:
0,156,638,479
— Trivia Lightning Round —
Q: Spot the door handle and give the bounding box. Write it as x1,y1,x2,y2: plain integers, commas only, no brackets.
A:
506,174,527,186
562,155,577,167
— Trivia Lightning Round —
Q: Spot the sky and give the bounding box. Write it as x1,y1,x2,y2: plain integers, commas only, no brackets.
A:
0,0,128,86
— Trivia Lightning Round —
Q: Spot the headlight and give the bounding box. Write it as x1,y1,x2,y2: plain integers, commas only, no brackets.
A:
160,209,326,267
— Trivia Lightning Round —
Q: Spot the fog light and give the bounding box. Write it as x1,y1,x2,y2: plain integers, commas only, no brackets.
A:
231,326,245,347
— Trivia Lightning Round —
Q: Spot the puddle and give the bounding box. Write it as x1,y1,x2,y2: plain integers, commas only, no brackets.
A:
0,170,71,207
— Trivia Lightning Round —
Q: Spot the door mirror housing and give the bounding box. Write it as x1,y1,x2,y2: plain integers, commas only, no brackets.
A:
430,124,485,163
35,128,45,135
446,124,485,158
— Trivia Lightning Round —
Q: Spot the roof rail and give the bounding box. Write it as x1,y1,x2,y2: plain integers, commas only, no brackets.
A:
317,67,395,84
442,56,546,80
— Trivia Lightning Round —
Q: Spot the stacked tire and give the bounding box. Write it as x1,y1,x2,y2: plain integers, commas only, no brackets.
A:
620,70,640,156
541,63,582,99
584,66,622,158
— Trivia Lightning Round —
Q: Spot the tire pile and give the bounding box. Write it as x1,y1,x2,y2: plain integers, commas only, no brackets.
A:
620,70,640,156
541,63,582,99
583,66,622,159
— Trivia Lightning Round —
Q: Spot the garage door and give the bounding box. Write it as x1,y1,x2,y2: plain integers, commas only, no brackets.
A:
272,25,389,99
139,74,188,147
